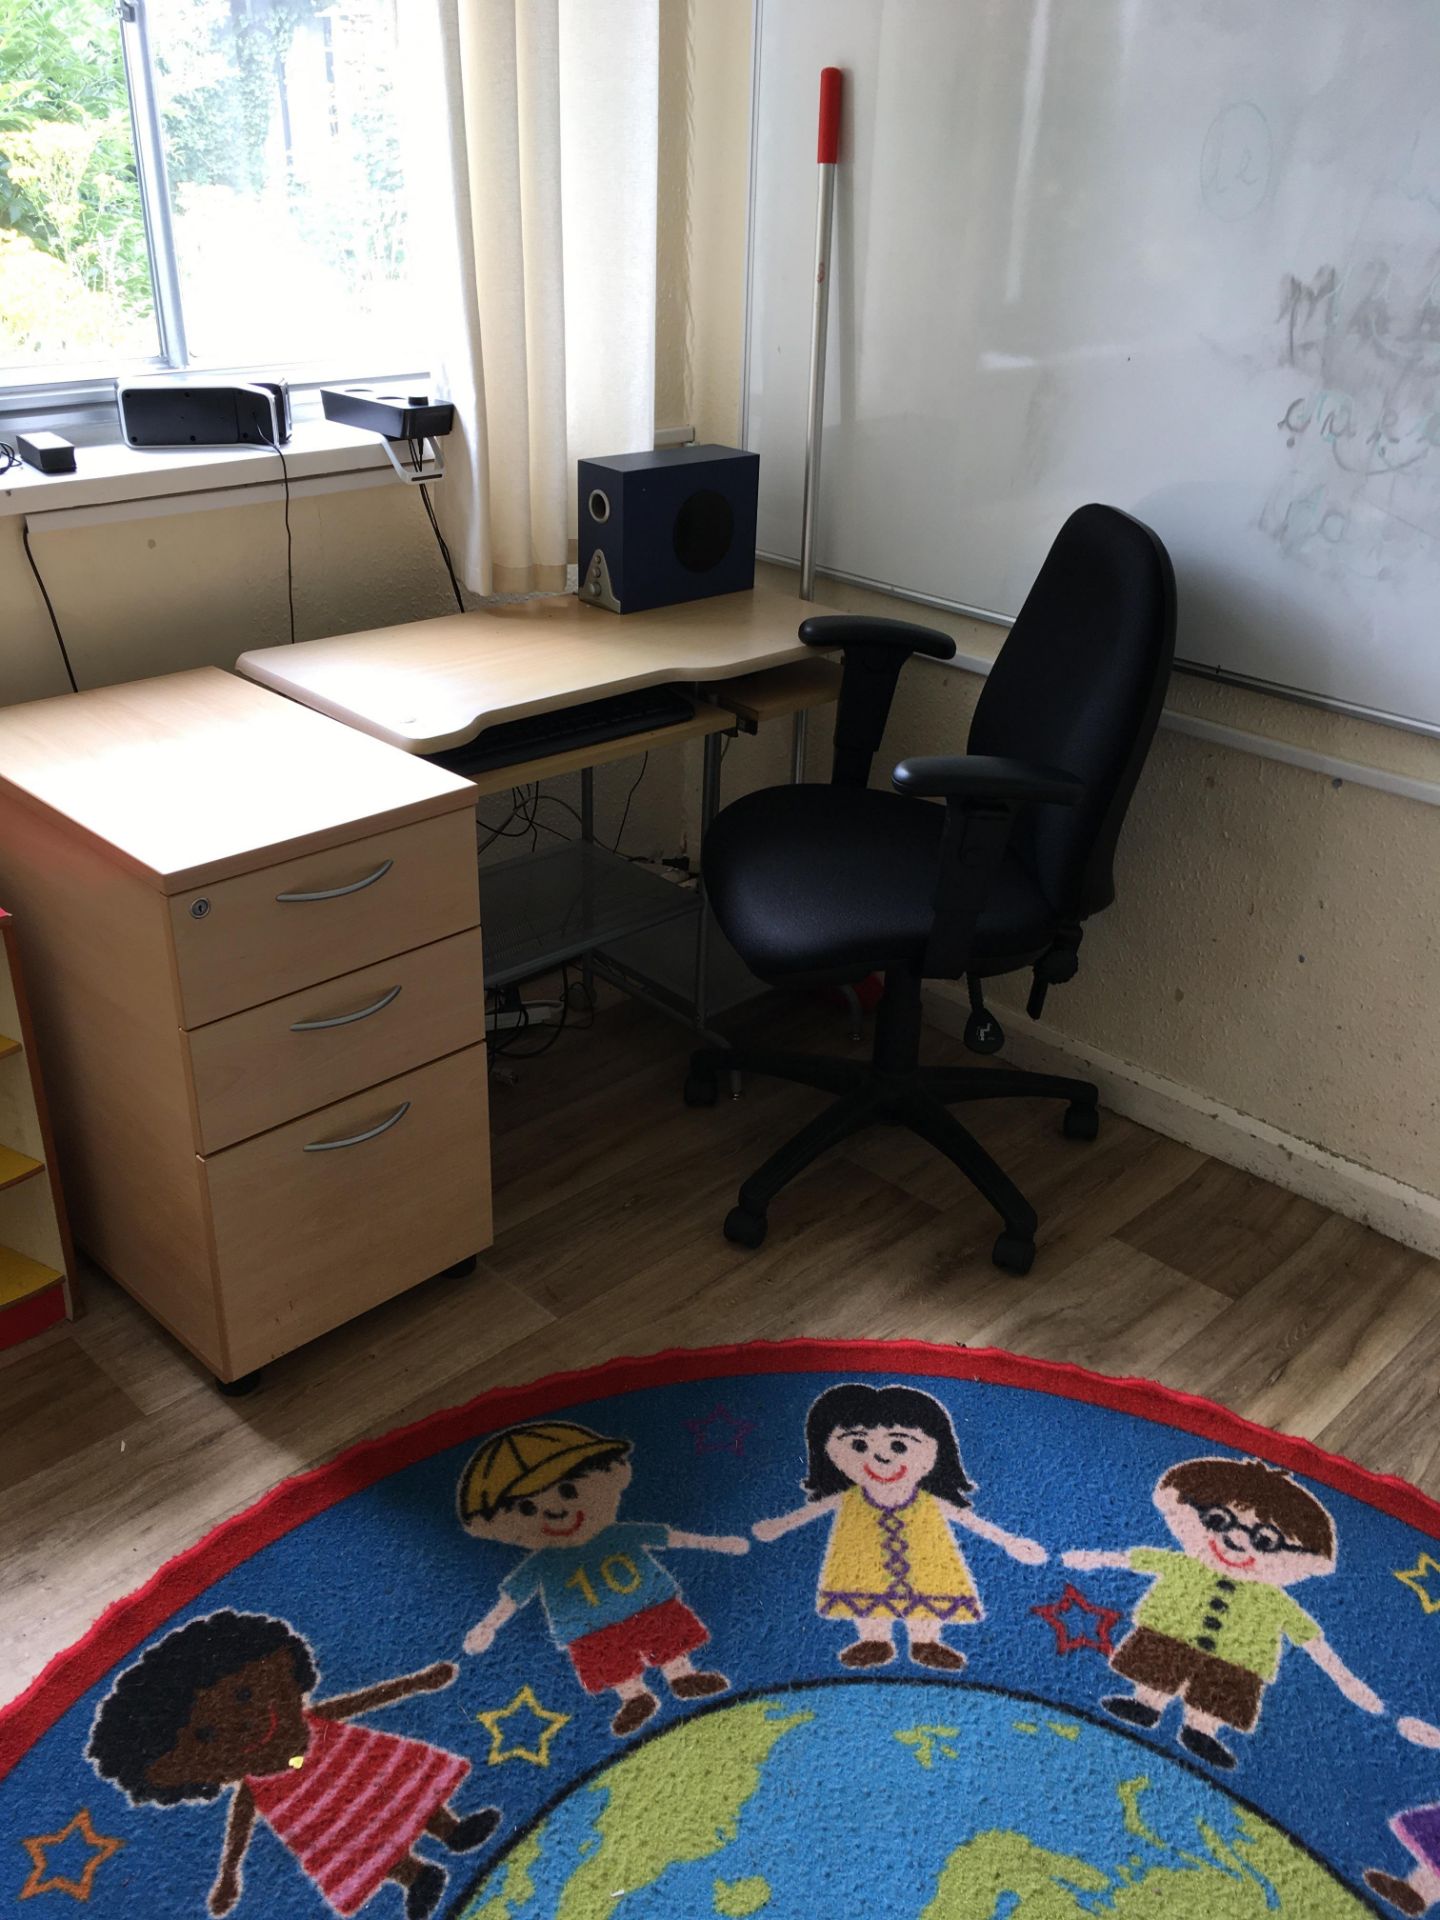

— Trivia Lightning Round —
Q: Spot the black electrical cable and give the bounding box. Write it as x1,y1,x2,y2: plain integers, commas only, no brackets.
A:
21,518,79,693
476,789,530,852
421,483,465,613
610,752,649,853
257,425,295,644
488,962,583,1059
410,434,465,613
535,791,584,833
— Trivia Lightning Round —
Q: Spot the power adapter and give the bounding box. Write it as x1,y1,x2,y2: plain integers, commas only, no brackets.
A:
17,431,76,476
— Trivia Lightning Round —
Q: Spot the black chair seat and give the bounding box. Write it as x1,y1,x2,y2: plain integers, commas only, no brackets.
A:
702,783,1057,985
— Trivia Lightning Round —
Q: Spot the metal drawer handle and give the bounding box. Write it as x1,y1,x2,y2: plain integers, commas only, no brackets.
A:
276,858,393,904
303,1101,410,1152
290,984,403,1032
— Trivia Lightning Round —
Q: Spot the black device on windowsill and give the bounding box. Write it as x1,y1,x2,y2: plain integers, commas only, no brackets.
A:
116,378,292,449
320,386,455,441
15,431,77,475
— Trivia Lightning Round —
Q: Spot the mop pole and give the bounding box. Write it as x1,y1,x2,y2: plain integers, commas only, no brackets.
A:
799,65,842,605
793,65,843,783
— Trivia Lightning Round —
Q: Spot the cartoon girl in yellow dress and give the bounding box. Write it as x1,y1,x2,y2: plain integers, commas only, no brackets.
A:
752,1383,1046,1670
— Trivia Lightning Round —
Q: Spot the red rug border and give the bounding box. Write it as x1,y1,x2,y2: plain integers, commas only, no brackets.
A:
5,1334,1438,1781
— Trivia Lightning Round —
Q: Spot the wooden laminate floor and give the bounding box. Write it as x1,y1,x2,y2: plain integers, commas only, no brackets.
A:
3,991,1438,1708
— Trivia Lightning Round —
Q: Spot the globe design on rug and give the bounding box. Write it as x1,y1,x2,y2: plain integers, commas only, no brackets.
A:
464,1684,1365,1918
6,1341,1440,1919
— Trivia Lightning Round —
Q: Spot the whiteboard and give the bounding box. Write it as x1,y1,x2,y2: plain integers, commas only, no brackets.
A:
744,0,1440,735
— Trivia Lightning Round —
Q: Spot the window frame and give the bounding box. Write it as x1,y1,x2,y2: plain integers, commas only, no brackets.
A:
0,0,418,435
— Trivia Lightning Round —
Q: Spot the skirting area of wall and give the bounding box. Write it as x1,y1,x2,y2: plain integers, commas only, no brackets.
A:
924,983,1440,1261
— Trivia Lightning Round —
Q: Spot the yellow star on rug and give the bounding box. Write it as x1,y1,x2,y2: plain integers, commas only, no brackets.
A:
1395,1554,1440,1614
477,1684,570,1767
20,1807,123,1901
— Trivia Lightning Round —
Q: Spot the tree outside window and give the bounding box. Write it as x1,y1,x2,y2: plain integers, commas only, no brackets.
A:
1,0,410,379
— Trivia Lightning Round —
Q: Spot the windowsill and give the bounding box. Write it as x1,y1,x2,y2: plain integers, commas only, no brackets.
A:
0,420,401,522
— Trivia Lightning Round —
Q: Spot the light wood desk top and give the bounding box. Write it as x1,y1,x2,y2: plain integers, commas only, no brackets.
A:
0,669,474,892
236,587,824,753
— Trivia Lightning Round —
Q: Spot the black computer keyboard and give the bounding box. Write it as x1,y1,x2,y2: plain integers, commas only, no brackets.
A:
430,683,698,778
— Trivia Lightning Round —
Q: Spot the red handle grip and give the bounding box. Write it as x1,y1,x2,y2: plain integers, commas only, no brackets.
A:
817,67,843,164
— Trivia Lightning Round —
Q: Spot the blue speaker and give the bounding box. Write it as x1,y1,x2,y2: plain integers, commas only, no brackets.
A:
577,444,759,614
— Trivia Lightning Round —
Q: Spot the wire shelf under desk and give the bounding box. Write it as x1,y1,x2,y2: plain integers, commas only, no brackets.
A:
479,841,700,990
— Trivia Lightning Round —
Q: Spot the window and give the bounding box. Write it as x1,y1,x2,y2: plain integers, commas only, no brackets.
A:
0,0,411,388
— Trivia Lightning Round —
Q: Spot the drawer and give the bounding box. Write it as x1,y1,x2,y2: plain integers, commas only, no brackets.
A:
204,1043,491,1377
169,810,479,1027
186,927,486,1152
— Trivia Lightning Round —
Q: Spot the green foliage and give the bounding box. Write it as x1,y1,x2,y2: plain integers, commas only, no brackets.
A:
155,1,318,195
0,0,152,359
1,0,407,366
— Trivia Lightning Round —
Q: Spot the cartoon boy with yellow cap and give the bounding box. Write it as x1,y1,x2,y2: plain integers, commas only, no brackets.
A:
458,1421,749,1738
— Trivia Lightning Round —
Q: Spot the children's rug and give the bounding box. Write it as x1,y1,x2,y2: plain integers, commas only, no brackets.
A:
6,1340,1440,1919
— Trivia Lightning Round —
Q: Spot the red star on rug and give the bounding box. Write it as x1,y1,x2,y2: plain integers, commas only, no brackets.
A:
1032,1583,1125,1658
20,1807,124,1901
685,1402,756,1457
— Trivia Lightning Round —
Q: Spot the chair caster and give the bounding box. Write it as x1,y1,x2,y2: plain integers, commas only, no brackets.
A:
1062,1102,1100,1142
683,1070,718,1108
723,1205,768,1248
991,1232,1035,1276
217,1369,263,1396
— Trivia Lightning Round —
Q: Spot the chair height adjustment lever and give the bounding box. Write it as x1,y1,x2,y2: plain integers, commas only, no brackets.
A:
963,974,1005,1055
1026,924,1084,1019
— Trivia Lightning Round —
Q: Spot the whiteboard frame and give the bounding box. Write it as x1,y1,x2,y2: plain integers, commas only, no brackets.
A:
740,0,1440,746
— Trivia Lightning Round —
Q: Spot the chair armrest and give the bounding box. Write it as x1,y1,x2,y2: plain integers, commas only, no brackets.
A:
893,757,1083,980
798,616,957,787
799,614,957,662
891,755,1084,808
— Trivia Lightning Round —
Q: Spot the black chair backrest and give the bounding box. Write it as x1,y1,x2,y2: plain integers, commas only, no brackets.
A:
967,503,1176,921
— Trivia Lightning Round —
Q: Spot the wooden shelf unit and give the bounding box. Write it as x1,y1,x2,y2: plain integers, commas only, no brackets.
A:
0,908,75,1351
0,1243,64,1308
0,1144,44,1191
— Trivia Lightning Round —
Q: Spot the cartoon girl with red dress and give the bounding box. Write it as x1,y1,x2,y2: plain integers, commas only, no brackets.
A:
88,1611,499,1919
752,1382,1046,1670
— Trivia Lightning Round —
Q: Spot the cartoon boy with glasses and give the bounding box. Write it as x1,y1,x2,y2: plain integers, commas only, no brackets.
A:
1063,1456,1383,1770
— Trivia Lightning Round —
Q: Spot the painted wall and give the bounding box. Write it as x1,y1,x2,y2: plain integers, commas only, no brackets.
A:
670,0,1440,1225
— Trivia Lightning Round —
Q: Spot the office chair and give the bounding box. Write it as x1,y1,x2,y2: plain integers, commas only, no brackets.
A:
683,503,1176,1274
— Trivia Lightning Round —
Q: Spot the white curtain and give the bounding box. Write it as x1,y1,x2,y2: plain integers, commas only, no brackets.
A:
404,1,659,596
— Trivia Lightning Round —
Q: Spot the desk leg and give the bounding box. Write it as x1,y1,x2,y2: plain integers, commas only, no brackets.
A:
579,765,596,1008
692,729,724,1034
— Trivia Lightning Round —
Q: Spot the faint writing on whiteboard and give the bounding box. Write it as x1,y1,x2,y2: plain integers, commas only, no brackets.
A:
1261,483,1425,581
1278,391,1440,477
1263,260,1440,583
1279,261,1440,380
1200,103,1273,221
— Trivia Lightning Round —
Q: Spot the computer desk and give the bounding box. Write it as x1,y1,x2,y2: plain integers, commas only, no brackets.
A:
0,591,836,1385
237,585,841,1039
